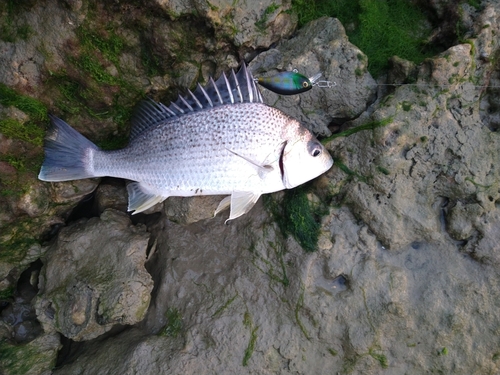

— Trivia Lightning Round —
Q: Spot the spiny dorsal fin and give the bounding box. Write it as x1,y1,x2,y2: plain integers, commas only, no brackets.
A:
129,100,177,141
169,62,263,114
129,63,263,141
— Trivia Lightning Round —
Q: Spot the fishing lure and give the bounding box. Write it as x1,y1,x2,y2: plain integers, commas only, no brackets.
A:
257,71,313,95
256,71,336,95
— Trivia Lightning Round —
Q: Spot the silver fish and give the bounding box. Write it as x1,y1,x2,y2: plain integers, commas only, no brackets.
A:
38,64,333,221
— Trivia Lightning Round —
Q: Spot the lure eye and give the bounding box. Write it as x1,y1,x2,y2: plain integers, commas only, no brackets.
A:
302,81,309,88
308,141,322,157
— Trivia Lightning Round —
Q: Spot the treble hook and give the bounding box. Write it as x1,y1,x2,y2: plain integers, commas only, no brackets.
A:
309,72,337,88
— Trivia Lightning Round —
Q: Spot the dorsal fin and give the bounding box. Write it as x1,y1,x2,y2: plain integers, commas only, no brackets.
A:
129,63,263,141
168,62,263,114
129,100,177,141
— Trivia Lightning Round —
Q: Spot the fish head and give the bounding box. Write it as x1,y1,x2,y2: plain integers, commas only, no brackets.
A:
281,124,333,189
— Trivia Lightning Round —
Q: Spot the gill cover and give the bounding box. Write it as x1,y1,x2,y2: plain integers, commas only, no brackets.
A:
281,131,333,189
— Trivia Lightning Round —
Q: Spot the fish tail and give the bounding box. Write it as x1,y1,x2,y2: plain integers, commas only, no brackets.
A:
38,115,99,182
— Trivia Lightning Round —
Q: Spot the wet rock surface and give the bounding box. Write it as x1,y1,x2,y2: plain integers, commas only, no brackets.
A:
1,0,500,374
34,209,153,341
51,205,500,375
334,35,500,251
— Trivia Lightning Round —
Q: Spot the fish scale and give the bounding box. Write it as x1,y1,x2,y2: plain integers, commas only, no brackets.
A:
39,64,333,221
99,105,282,192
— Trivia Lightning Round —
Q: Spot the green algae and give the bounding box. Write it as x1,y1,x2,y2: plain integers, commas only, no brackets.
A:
0,340,56,375
437,347,448,356
376,166,390,175
76,26,125,66
335,159,370,184
45,20,143,142
242,326,258,366
465,177,492,190
159,307,183,338
342,353,361,374
250,240,290,287
140,36,166,77
255,3,280,31
0,286,15,300
322,117,393,144
0,118,45,147
0,1,35,43
402,101,412,111
0,150,43,178
291,0,435,77
212,294,238,318
369,348,389,368
242,311,252,328
328,348,338,356
96,133,129,151
242,311,258,366
294,287,311,340
0,220,38,263
0,84,48,121
265,185,328,252
73,54,119,86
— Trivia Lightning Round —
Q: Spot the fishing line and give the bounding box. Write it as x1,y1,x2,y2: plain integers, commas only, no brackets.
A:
366,83,500,89
255,69,500,94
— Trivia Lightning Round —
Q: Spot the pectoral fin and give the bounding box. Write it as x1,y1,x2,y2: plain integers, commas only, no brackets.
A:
127,182,166,214
220,191,261,223
226,148,273,172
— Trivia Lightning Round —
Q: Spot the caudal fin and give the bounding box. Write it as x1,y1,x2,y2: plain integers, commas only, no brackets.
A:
38,115,99,182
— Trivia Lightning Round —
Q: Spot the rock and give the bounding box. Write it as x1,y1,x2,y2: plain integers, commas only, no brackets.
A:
0,332,61,375
445,201,483,241
153,0,297,50
470,209,500,266
35,209,153,341
1,291,42,344
250,17,377,136
0,1,77,91
0,175,98,295
11,180,50,218
331,8,500,249
95,180,128,213
52,203,500,375
164,195,226,224
0,242,43,290
49,180,99,205
387,56,417,85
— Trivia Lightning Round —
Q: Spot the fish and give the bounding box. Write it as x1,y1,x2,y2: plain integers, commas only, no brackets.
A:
257,71,313,95
38,64,333,221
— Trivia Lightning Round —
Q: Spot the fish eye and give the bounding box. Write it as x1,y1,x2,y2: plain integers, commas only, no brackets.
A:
302,82,309,88
308,141,322,157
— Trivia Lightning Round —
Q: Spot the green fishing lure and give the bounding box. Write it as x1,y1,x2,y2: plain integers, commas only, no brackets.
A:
257,71,313,95
256,71,335,95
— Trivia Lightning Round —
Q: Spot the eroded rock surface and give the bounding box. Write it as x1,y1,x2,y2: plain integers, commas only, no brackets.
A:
35,209,153,341
52,204,500,375
329,3,500,251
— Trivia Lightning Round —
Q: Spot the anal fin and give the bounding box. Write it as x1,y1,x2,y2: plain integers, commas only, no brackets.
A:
126,182,166,214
